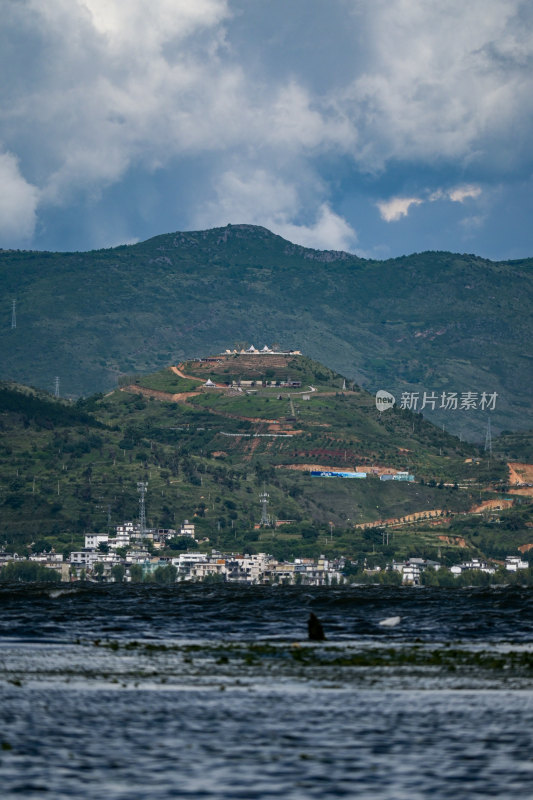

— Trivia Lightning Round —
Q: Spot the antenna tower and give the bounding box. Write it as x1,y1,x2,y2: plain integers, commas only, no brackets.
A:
259,486,270,526
54,376,60,398
484,417,492,459
11,300,16,329
137,481,148,537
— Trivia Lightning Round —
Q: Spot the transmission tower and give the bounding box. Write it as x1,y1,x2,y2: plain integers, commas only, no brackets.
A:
11,300,16,329
137,481,148,537
54,376,60,398
259,486,270,526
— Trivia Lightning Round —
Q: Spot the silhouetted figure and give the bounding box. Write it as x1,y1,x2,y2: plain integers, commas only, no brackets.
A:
308,612,326,641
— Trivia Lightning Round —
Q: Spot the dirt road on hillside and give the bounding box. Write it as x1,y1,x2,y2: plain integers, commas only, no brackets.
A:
171,364,226,387
508,462,533,485
121,385,201,403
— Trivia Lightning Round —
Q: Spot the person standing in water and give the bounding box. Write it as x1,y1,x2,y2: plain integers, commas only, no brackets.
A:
308,612,326,641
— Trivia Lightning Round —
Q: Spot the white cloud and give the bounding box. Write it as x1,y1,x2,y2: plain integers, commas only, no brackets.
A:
266,82,355,151
274,205,358,252
430,185,483,203
194,168,358,251
448,185,482,203
82,0,228,44
460,214,486,232
0,0,356,230
0,151,39,243
195,168,299,227
0,0,532,251
341,0,533,170
379,183,483,222
18,0,238,203
377,197,423,222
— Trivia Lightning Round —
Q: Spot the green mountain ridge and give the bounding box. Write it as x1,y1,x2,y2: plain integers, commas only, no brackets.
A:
0,352,530,566
1,224,531,440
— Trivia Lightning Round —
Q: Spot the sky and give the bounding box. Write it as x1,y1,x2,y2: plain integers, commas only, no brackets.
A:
1,0,533,260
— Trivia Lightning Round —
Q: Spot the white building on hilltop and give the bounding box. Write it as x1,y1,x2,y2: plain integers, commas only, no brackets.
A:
222,345,302,356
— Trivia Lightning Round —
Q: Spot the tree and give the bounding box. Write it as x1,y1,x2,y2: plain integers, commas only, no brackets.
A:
111,564,125,583
93,562,104,580
129,564,143,583
153,564,177,584
32,539,52,554
167,536,198,551
421,567,439,586
378,569,402,586
0,561,60,583
202,572,225,584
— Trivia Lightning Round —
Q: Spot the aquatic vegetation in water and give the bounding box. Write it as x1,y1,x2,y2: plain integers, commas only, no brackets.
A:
82,638,533,686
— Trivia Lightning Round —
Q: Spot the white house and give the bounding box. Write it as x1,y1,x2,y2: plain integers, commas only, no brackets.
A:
85,533,109,549
180,520,196,539
505,556,529,572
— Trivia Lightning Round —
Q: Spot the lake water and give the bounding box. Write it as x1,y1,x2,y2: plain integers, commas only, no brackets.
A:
1,584,532,798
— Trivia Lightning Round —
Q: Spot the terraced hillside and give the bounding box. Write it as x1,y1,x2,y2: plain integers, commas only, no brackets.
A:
3,350,529,567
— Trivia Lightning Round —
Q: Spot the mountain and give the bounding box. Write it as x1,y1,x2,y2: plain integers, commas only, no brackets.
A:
2,352,530,567
1,224,532,439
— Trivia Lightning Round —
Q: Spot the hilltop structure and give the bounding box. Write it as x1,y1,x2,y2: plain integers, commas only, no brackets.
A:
222,345,302,355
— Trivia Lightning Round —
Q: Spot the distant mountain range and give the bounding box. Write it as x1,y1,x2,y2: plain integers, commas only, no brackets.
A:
1,224,531,440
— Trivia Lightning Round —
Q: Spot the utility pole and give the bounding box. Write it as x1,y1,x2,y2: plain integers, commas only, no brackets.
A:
11,300,16,329
54,377,60,398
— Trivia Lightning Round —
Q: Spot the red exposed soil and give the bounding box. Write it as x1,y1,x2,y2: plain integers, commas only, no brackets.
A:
469,498,514,513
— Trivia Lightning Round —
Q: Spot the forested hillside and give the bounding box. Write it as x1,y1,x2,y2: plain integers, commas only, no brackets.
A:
1,224,531,439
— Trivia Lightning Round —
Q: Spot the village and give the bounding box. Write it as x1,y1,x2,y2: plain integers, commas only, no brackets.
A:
0,515,529,585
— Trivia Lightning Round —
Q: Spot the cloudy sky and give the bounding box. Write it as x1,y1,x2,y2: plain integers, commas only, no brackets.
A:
1,0,532,259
